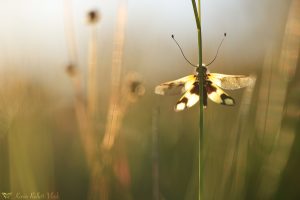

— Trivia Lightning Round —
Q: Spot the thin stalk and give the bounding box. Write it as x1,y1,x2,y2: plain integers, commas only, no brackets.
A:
102,0,127,150
191,0,204,200
152,106,160,200
63,0,78,64
87,25,98,118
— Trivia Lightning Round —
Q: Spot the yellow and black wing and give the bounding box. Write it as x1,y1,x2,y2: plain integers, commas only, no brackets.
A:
208,73,254,90
155,75,196,95
206,81,235,106
175,81,200,111
174,78,235,110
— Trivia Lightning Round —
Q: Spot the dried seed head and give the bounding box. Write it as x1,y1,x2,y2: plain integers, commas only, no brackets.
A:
66,64,77,77
123,72,145,102
87,9,100,25
129,80,145,97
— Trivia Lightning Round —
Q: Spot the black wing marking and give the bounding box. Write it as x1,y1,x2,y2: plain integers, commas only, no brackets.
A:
206,81,235,105
208,73,254,90
155,75,196,95
175,81,200,111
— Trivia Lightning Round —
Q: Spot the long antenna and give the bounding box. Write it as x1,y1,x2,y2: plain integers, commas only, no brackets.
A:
171,35,198,68
206,33,227,67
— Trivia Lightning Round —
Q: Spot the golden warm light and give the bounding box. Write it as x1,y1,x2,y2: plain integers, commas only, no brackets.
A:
0,0,299,200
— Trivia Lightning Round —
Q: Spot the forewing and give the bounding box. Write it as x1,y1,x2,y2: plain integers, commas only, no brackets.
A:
175,82,199,111
206,81,235,106
208,73,254,90
155,75,196,95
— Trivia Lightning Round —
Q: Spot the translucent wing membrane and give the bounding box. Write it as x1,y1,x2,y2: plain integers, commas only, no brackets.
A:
206,81,235,105
155,71,251,111
208,73,254,90
175,82,199,111
155,75,196,95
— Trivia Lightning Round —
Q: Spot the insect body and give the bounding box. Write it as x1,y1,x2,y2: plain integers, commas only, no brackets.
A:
155,65,254,111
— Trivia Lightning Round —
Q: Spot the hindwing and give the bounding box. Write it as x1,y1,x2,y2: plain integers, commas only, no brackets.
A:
206,81,235,105
175,81,200,111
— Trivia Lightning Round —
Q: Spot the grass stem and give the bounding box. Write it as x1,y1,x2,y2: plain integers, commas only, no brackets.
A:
191,0,204,200
87,25,98,118
102,0,127,150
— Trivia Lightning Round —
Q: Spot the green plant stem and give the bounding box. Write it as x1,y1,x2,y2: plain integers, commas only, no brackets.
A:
191,0,204,200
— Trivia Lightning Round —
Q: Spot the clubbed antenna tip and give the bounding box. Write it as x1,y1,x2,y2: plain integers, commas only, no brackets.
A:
206,33,227,67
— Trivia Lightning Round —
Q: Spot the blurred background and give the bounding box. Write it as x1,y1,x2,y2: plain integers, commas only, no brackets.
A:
0,0,299,199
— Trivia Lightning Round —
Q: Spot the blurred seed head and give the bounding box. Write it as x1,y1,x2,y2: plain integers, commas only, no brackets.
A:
123,72,145,102
87,9,100,25
66,63,77,77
